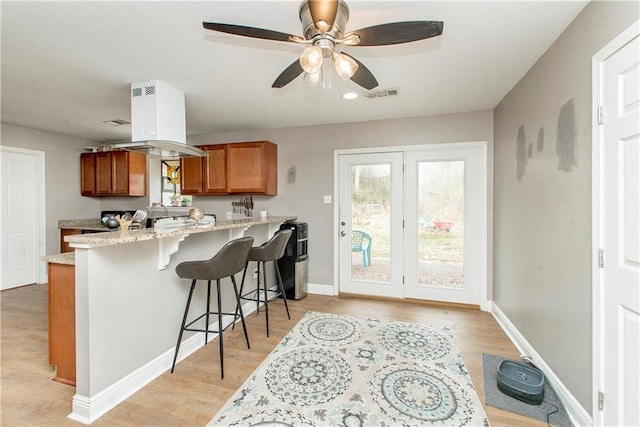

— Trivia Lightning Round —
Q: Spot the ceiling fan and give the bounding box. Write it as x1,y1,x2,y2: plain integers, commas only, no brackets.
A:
203,0,443,90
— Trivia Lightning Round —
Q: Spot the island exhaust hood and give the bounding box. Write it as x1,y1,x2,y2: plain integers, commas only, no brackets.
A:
109,80,206,158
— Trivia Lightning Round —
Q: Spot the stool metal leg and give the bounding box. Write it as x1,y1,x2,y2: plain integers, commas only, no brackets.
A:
232,262,249,330
171,279,197,373
216,279,224,379
262,261,270,337
231,275,250,349
274,261,291,320
256,261,262,314
205,280,211,345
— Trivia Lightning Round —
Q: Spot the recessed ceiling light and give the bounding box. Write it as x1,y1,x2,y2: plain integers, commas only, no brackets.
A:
342,92,358,100
103,119,130,126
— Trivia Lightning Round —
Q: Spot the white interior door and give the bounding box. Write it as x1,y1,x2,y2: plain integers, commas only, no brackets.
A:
404,145,486,305
338,152,404,298
1,148,41,289
597,29,639,426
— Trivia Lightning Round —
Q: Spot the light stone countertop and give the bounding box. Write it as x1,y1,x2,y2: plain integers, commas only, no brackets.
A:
64,216,296,249
58,218,108,231
41,252,75,265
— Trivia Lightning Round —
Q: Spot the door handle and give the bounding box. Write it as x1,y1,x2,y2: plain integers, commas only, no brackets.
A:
340,231,346,237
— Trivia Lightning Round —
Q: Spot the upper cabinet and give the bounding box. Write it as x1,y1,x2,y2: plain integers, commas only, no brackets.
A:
181,141,277,196
181,144,227,195
81,151,147,197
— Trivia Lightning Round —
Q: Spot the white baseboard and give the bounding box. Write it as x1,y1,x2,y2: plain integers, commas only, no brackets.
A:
307,282,335,296
490,302,592,426
69,298,260,424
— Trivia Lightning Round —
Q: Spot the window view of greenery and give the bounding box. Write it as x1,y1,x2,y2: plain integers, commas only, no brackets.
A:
418,161,464,288
350,164,391,282
349,161,464,289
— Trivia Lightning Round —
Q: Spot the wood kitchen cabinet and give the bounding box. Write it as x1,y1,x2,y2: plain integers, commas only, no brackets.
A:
180,145,227,195
180,141,276,196
60,229,82,253
80,151,147,196
227,141,277,195
48,262,76,386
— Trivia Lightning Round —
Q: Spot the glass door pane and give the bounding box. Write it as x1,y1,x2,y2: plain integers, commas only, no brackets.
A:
417,161,465,288
350,163,391,283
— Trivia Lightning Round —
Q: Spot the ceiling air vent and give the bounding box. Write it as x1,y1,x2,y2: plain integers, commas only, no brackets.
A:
363,88,399,99
103,119,130,126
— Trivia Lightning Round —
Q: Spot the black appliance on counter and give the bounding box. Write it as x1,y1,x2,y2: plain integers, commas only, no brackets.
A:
101,210,137,221
277,221,308,300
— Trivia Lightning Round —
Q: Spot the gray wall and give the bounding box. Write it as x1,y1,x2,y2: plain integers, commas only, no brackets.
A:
493,1,638,413
1,123,101,255
186,110,494,288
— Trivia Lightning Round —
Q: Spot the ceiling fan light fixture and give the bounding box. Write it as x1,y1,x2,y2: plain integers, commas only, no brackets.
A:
303,67,324,86
299,45,324,73
332,52,358,80
308,0,339,33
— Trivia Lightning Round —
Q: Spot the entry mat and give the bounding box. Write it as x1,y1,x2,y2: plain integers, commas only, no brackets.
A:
482,353,572,426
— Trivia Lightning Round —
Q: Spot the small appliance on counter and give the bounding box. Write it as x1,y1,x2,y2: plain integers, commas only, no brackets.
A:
101,210,137,229
277,221,308,300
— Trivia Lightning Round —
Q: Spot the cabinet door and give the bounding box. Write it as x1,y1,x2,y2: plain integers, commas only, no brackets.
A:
95,152,113,194
60,229,82,253
80,153,96,195
203,145,227,193
112,151,146,196
111,151,129,194
180,156,203,195
227,141,277,194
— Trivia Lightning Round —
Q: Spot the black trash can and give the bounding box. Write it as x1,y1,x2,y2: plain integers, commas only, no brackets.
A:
277,221,308,300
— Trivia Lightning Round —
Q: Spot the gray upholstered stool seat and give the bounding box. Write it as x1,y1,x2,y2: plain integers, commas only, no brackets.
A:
171,236,254,379
236,229,292,337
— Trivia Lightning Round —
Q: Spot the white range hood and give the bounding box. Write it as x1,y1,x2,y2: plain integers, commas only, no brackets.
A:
111,80,206,158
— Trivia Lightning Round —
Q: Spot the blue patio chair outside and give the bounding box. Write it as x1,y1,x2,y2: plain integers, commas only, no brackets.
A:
352,230,372,269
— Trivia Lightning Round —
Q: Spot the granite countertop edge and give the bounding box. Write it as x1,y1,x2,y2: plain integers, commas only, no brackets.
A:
64,216,297,248
42,252,75,266
58,218,107,231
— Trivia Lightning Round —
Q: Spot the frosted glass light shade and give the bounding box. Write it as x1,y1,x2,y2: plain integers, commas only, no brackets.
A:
299,45,324,74
303,67,323,86
333,53,358,80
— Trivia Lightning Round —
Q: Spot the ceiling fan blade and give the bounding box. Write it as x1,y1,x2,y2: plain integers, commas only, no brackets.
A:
308,0,338,33
342,53,378,90
203,22,298,43
272,60,305,88
349,21,444,46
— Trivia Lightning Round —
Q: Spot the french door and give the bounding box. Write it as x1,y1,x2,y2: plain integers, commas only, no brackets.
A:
338,152,404,298
404,146,486,304
337,143,486,305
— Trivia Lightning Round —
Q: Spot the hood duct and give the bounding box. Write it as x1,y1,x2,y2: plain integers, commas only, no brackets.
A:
110,80,206,158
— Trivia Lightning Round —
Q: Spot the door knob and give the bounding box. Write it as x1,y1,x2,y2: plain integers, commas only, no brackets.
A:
341,221,346,226
340,231,346,237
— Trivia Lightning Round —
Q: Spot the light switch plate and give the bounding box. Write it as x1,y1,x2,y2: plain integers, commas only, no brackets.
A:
323,195,332,204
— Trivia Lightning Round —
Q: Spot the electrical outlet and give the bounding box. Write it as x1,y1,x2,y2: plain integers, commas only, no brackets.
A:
323,195,332,204
253,269,258,279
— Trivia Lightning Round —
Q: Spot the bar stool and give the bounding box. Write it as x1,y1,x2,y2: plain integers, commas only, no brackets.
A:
170,236,254,379
236,229,292,337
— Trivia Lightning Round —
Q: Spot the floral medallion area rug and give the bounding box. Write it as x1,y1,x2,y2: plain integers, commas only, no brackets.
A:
209,311,488,427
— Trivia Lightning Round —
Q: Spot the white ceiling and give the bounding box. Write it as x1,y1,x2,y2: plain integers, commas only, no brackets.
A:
1,1,588,143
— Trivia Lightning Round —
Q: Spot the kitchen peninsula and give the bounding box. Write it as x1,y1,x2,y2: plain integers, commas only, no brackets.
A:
62,216,294,424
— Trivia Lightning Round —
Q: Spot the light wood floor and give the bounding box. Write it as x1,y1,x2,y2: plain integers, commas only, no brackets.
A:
1,283,544,426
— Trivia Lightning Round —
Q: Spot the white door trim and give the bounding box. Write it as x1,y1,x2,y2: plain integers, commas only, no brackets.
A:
591,20,640,426
0,145,47,284
333,141,490,309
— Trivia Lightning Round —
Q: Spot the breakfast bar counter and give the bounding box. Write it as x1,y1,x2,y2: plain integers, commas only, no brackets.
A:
64,216,294,424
